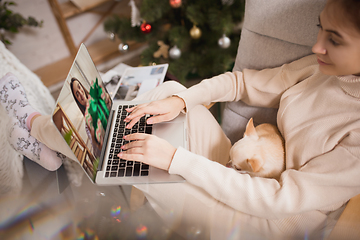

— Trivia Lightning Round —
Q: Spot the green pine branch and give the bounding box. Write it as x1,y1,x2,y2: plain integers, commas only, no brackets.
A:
104,0,245,82
0,0,43,45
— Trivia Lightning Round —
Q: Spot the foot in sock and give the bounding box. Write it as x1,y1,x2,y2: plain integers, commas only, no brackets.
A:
0,72,43,130
0,73,64,171
7,119,64,171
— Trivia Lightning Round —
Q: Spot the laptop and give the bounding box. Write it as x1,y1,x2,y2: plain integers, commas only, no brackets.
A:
51,43,186,185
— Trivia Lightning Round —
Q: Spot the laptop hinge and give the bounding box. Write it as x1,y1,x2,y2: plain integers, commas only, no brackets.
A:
98,109,115,171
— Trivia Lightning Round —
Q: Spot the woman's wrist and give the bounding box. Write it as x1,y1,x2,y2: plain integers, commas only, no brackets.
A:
167,146,177,171
172,95,186,112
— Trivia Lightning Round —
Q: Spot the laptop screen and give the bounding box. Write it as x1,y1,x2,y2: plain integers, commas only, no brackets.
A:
52,44,112,182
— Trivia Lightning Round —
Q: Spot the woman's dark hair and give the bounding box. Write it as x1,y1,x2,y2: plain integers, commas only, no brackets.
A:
327,0,360,33
70,77,89,116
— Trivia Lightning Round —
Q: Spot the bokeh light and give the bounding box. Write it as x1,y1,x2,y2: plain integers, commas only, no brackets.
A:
136,224,148,239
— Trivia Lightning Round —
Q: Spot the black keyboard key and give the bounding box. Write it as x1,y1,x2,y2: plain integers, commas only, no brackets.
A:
133,164,140,176
120,162,126,168
125,167,133,177
141,170,149,176
118,168,125,177
110,172,117,177
113,159,119,165
127,161,134,166
105,172,109,177
106,166,110,171
108,154,113,159
141,164,149,170
145,126,152,134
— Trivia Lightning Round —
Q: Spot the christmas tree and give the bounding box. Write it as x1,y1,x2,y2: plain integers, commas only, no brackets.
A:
104,0,245,82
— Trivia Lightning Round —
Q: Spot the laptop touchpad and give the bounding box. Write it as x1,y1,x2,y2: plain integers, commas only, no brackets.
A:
153,121,186,149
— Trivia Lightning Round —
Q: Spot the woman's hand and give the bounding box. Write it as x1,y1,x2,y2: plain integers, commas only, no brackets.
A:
118,133,176,171
124,96,185,129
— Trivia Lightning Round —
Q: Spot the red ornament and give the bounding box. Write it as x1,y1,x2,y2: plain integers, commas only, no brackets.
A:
169,0,182,8
140,22,152,34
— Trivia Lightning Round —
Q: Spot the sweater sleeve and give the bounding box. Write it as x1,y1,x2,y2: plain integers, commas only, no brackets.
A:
169,129,360,219
175,54,318,112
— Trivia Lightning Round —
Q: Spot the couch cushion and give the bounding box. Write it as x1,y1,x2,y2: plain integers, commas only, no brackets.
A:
233,28,314,72
242,0,325,47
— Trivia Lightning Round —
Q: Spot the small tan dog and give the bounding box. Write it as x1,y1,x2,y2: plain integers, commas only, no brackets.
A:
228,118,285,179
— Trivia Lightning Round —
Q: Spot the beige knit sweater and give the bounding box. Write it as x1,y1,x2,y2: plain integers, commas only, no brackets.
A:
169,54,360,230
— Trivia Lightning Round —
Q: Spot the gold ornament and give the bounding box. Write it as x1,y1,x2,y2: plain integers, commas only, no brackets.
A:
153,40,169,59
190,25,202,39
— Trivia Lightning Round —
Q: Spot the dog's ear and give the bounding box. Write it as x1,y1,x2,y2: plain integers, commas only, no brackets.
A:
244,118,258,140
247,158,261,172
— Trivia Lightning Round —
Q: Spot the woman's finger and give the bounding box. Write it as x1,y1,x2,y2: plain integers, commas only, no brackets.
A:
118,150,144,162
124,109,151,128
125,103,151,120
125,115,143,129
124,133,148,141
146,114,170,125
121,139,143,150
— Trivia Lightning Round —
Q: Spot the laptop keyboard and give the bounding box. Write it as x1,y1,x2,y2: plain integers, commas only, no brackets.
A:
105,104,152,178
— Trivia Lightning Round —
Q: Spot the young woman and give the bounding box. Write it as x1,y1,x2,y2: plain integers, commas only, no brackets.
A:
116,0,360,237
